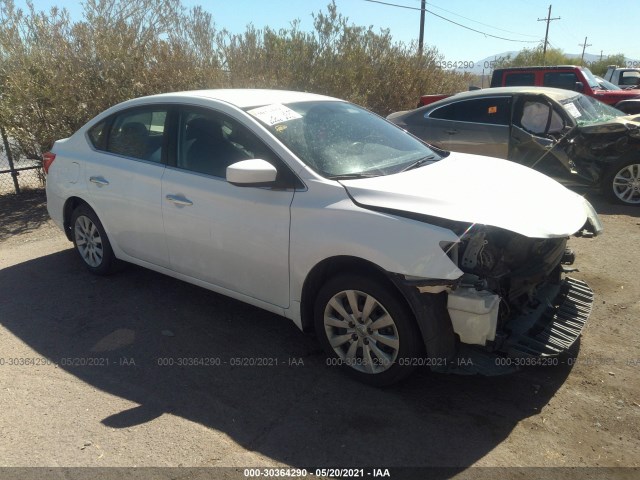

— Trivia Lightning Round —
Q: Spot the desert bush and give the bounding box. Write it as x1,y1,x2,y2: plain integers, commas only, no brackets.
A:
0,0,470,156
0,0,222,157
586,54,626,76
219,2,472,115
495,45,574,68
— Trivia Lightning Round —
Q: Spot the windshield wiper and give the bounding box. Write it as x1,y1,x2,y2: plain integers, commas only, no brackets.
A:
327,173,381,180
400,155,436,172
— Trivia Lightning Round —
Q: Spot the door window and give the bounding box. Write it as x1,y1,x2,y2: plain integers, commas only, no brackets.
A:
175,108,301,188
504,73,535,86
89,109,168,162
519,101,565,135
543,72,579,90
429,97,511,125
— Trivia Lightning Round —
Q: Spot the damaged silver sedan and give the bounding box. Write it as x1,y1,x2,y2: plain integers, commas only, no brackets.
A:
389,86,640,205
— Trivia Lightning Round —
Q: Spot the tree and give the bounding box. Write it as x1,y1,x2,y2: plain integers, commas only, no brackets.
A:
0,0,222,157
0,0,470,156
586,54,626,76
496,45,574,68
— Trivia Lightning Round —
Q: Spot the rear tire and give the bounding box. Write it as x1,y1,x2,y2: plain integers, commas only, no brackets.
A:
314,273,423,386
70,205,118,275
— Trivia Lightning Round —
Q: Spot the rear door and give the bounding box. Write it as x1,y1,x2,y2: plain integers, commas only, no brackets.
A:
423,96,511,158
84,106,170,267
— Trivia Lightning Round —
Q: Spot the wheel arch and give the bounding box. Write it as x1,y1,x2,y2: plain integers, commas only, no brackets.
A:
300,255,457,364
62,196,92,241
299,255,408,333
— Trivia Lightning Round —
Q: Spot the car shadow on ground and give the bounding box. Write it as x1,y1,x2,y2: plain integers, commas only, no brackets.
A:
0,249,576,473
586,192,640,217
0,189,50,241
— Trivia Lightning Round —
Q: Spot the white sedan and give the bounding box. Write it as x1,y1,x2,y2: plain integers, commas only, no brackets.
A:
45,89,602,385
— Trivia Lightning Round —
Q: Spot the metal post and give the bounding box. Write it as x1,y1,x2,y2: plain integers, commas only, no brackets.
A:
579,37,592,64
418,0,425,55
538,5,560,65
1,126,20,194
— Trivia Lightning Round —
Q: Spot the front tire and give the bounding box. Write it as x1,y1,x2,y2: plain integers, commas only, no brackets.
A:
604,160,640,205
70,205,118,275
314,274,423,386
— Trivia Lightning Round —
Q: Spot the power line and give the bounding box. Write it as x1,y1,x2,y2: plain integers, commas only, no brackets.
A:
424,1,539,38
362,0,540,43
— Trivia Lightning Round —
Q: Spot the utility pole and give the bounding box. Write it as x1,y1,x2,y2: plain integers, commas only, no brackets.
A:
579,37,592,64
418,0,426,55
537,5,560,64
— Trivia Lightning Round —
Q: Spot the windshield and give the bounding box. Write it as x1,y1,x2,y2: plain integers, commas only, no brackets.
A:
580,67,601,89
595,76,621,91
246,101,440,178
559,94,625,125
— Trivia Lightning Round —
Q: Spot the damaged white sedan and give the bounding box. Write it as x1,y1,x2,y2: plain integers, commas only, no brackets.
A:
45,89,602,386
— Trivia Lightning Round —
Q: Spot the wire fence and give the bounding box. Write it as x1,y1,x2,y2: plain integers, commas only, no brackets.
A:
0,127,45,195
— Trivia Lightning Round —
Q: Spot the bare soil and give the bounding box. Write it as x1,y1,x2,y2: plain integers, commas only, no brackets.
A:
0,190,638,479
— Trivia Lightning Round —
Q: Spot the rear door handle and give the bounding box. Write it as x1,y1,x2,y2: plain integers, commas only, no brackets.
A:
165,194,193,207
445,129,458,135
89,176,109,186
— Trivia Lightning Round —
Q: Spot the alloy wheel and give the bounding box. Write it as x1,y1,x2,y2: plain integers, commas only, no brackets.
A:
612,163,640,204
74,215,104,267
323,289,400,374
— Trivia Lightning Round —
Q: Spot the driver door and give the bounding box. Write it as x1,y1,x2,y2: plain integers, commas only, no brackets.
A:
509,96,576,183
161,106,296,308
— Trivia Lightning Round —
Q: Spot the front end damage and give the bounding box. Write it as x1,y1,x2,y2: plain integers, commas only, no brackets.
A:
556,116,640,186
395,218,601,375
340,152,604,374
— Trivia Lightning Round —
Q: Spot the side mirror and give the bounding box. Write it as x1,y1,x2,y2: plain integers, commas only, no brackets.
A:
574,82,585,92
226,159,277,186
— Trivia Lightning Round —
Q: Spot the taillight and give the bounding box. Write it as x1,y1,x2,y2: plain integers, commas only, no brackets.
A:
43,152,56,174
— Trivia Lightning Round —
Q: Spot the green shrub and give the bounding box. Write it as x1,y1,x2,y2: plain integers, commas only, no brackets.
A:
0,0,470,156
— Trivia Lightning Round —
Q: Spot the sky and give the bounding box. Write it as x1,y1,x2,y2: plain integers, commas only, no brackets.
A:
13,0,640,65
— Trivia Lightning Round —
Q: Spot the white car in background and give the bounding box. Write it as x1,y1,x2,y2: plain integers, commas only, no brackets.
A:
45,89,602,385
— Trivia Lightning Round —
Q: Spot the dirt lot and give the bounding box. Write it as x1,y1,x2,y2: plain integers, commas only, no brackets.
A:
0,190,638,480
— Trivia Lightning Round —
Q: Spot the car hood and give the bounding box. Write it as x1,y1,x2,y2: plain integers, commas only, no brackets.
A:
340,153,600,239
576,115,640,136
593,89,640,100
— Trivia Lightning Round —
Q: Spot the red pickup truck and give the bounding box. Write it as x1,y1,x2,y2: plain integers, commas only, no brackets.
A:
489,65,640,113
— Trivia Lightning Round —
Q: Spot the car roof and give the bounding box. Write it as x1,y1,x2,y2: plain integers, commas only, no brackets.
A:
145,89,339,109
493,65,583,71
425,86,580,108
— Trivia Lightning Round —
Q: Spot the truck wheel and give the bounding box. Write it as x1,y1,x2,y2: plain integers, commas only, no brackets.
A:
314,274,423,386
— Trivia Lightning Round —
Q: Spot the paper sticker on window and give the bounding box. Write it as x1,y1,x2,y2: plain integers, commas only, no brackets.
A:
488,106,497,114
247,104,302,126
564,102,582,118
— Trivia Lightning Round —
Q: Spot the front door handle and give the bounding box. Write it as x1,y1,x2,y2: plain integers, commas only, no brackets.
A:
165,194,193,207
445,129,458,135
89,176,109,186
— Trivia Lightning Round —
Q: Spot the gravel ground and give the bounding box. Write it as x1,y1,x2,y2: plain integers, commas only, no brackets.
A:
0,190,638,480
